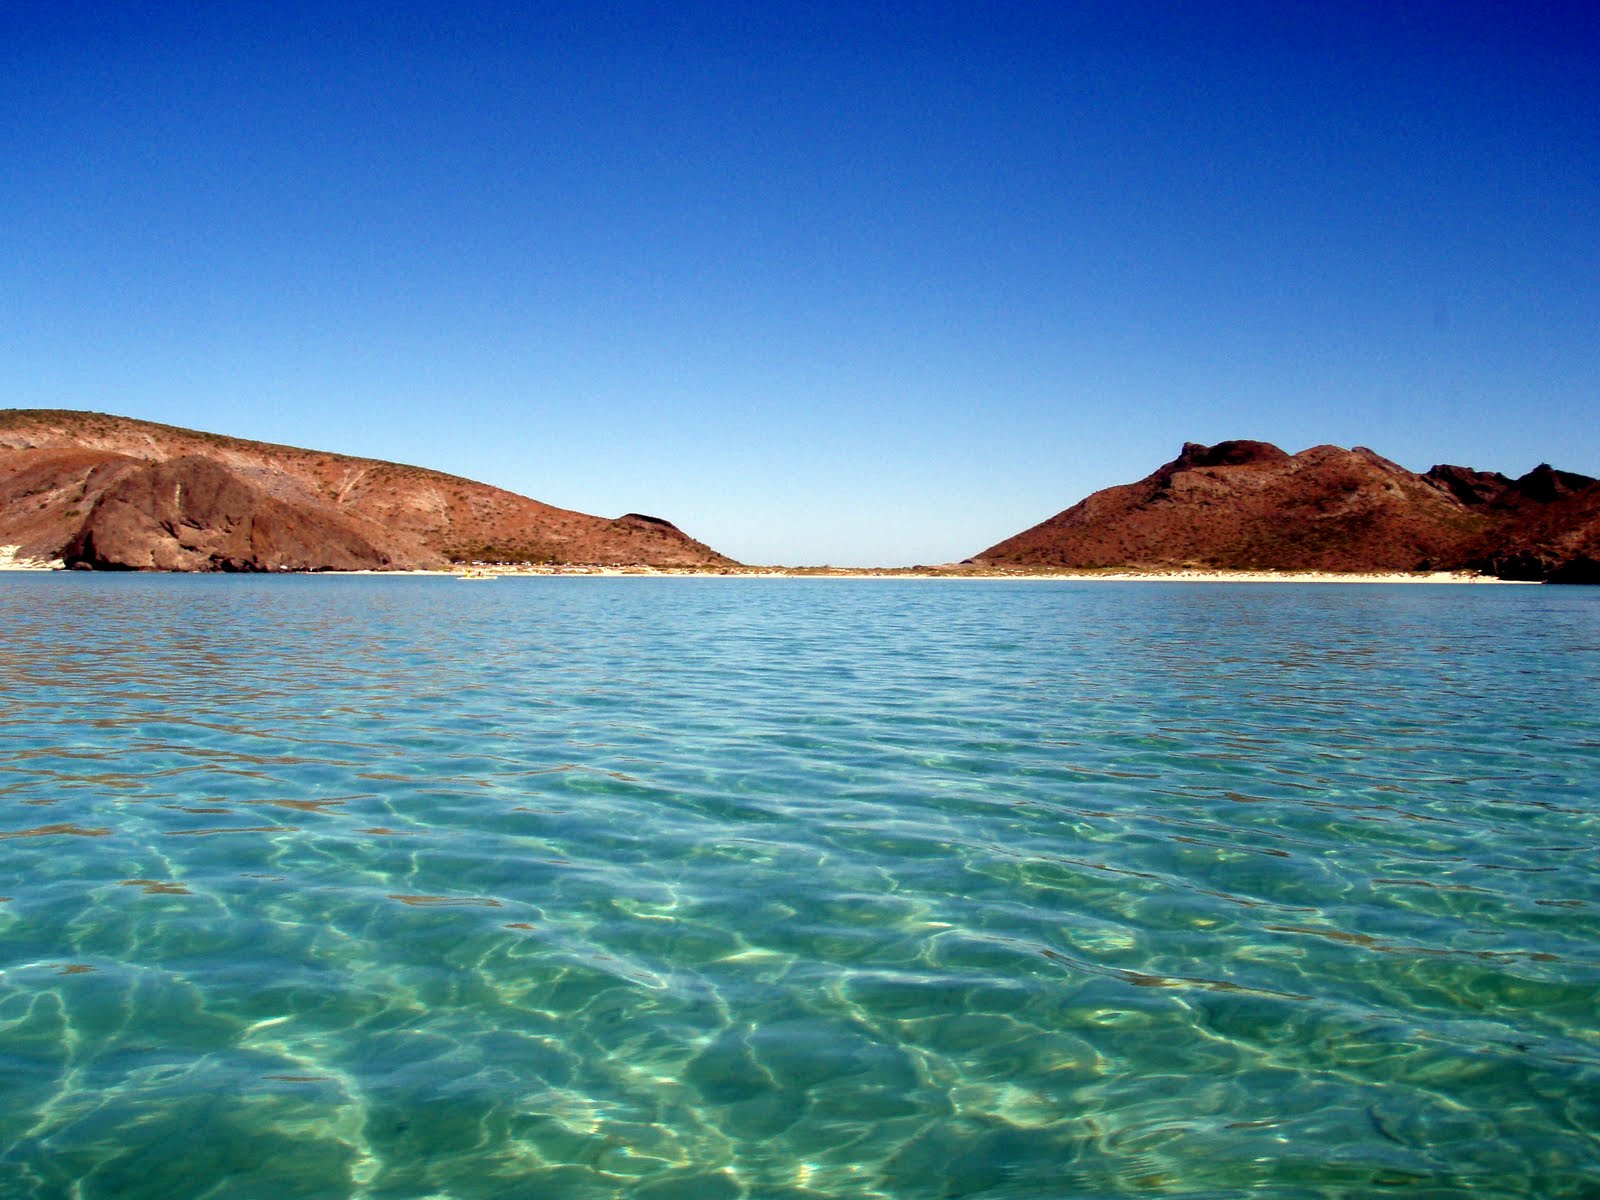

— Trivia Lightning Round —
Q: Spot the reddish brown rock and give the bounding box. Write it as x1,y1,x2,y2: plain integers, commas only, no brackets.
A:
1456,464,1600,583
1422,464,1514,507
1,409,736,571
64,456,396,571
976,441,1599,582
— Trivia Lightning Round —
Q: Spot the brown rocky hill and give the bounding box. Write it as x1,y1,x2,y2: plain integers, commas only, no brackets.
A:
973,440,1600,582
0,409,735,571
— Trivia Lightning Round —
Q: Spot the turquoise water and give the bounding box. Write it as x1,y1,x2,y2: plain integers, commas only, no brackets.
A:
1,576,1597,1199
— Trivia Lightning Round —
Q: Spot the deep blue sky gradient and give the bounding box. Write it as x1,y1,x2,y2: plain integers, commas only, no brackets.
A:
4,2,1596,564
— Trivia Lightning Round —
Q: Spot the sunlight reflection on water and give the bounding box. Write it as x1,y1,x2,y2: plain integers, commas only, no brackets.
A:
1,575,1597,1198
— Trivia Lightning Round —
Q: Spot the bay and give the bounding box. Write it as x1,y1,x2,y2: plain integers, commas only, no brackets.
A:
1,575,1597,1198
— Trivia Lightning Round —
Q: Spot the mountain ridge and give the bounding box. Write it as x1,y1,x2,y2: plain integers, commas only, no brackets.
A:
0,409,734,571
974,440,1600,583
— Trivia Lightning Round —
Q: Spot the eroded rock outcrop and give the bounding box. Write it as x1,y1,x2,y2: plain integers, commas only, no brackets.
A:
63,456,397,571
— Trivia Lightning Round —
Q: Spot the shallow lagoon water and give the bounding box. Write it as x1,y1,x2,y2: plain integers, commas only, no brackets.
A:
1,575,1597,1198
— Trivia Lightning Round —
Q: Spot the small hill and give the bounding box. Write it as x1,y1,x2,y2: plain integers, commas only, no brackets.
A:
973,440,1599,582
0,409,735,572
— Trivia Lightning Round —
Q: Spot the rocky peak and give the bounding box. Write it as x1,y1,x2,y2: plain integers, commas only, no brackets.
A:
1425,464,1513,505
1168,440,1292,473
1511,463,1597,504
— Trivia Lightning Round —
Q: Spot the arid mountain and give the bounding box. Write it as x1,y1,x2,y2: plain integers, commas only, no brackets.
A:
974,440,1600,582
0,410,734,571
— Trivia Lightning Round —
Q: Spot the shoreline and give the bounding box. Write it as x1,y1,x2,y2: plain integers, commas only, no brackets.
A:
0,546,63,571
0,545,1535,583
354,564,1533,583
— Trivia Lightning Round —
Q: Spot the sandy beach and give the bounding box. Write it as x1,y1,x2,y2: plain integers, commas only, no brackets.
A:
1,547,1532,582
373,565,1530,583
0,546,63,571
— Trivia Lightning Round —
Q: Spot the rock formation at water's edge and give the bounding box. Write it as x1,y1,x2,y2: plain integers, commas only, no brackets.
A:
0,409,735,571
974,440,1599,583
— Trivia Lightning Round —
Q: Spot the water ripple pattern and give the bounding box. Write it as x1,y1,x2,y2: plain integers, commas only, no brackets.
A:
1,575,1597,1198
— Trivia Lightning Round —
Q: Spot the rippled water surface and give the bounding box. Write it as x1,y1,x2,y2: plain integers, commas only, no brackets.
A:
1,575,1598,1198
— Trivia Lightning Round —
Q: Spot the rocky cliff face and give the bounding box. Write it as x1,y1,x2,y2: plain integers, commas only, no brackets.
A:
1440,463,1600,583
0,410,735,571
62,456,397,572
975,440,1599,582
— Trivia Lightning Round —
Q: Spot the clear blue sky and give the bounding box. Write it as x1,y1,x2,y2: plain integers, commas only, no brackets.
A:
4,2,1595,565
